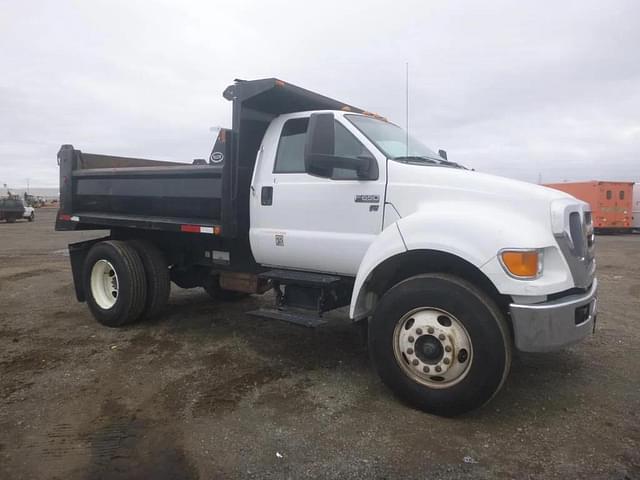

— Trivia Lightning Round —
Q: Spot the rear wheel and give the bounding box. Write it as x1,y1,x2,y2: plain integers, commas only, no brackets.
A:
368,273,511,416
83,240,147,327
129,239,171,319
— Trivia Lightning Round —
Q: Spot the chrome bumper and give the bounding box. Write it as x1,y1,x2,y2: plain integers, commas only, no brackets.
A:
510,278,598,352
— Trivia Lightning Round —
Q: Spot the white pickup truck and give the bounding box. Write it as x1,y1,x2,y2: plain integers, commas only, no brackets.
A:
56,78,597,416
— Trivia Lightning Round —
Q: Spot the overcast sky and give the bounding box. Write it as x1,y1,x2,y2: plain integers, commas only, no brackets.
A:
1,0,638,188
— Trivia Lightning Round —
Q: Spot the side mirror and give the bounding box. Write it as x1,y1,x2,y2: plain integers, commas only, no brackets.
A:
438,149,448,160
304,113,375,179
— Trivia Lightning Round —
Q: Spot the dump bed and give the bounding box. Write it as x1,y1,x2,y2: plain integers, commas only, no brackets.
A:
56,78,364,238
56,133,229,235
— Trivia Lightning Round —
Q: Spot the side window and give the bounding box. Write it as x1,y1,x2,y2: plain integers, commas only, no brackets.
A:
274,118,309,173
332,121,373,180
619,190,625,200
606,190,612,200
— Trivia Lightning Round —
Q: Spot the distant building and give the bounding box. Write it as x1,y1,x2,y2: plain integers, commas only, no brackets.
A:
544,181,634,233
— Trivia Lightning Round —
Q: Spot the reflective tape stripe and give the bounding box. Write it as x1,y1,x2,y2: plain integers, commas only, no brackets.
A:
180,225,219,234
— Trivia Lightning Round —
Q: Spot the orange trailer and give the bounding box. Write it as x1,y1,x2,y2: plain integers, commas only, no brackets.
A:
544,181,634,233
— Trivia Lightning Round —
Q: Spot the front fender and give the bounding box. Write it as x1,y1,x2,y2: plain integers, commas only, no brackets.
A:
349,222,406,319
349,206,571,319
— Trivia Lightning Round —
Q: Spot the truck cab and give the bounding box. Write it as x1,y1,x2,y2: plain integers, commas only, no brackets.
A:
56,78,597,416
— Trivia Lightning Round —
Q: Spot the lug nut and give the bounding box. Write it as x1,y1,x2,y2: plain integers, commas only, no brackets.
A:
438,333,446,341
407,348,414,354
408,336,415,343
416,328,423,335
412,359,419,366
445,345,452,352
443,357,450,365
435,365,442,372
458,349,468,363
423,366,430,373
427,327,434,334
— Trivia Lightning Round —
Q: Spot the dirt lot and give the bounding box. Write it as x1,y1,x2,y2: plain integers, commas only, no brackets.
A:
1,207,639,479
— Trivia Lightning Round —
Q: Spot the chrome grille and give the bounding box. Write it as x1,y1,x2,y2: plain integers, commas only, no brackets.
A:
555,206,596,289
569,212,586,258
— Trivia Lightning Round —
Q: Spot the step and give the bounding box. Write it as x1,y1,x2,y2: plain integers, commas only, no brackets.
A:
258,269,342,287
246,308,327,328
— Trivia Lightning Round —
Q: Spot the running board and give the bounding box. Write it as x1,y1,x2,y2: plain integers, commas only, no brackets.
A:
247,308,327,328
258,269,342,287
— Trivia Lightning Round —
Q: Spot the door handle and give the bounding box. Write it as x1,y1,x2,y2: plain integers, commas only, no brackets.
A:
261,186,273,206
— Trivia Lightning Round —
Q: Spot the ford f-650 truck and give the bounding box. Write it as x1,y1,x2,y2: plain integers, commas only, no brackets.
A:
56,78,597,416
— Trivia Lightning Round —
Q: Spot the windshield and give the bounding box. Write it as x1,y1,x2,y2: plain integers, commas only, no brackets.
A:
346,114,443,160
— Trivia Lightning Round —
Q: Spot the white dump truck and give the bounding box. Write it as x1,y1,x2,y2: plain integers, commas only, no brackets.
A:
56,78,597,416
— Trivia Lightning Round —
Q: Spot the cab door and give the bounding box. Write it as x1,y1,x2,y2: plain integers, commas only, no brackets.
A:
249,114,386,276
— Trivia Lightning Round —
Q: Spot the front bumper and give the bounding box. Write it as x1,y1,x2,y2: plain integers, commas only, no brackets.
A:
510,278,597,352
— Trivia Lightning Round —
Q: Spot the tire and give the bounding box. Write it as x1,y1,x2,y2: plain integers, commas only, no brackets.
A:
83,240,147,327
129,239,170,319
28,212,34,222
202,275,249,301
368,273,512,417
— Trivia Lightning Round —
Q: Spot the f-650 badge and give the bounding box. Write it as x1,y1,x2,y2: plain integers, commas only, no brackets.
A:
355,195,380,203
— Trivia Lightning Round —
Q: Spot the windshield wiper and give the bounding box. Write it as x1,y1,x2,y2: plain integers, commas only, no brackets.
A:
438,159,467,169
393,156,441,165
393,155,467,169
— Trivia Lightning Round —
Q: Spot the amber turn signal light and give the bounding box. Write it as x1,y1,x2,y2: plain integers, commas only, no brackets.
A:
500,250,541,279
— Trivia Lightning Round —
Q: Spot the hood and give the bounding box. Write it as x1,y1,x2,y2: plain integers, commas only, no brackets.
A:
386,161,575,221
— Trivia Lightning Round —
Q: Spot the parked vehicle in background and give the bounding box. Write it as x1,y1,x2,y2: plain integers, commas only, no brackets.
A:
0,196,33,223
544,181,634,233
24,193,45,208
633,183,640,232
56,77,598,416
23,205,35,222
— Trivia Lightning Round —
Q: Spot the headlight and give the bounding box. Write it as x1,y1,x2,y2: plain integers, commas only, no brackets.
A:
499,249,543,279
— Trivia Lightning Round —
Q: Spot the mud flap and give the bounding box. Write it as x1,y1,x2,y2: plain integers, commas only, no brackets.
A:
68,237,110,302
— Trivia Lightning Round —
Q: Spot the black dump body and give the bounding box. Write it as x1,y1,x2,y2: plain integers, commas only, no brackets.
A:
56,78,363,266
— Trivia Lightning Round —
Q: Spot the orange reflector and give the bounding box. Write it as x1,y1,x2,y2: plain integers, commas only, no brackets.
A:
500,250,540,278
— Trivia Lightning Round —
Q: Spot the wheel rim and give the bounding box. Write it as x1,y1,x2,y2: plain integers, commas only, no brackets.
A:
393,307,473,388
90,259,119,309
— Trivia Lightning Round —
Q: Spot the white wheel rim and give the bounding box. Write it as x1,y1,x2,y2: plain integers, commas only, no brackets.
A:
90,259,119,309
393,307,473,389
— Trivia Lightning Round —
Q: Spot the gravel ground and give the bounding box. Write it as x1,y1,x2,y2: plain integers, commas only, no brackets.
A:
1,207,639,479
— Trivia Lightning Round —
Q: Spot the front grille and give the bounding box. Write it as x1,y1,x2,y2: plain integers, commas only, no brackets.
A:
555,206,595,289
569,212,585,257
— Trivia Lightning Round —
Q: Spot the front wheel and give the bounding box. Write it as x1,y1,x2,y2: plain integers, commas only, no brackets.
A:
28,212,34,222
368,273,511,416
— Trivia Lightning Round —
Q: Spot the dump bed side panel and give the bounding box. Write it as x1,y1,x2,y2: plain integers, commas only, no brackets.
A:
72,165,222,220
56,146,225,232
